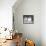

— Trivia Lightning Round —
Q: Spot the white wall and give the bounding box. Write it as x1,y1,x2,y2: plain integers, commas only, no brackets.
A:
13,0,41,46
41,0,46,46
0,0,16,30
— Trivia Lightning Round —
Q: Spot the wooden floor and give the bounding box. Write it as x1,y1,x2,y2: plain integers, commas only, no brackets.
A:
0,33,23,46
0,39,16,46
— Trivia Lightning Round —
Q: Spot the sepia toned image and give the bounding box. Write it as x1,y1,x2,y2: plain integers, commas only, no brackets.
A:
0,0,46,46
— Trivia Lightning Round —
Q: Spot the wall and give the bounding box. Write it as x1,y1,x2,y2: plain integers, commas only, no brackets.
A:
41,0,46,46
13,0,41,46
0,0,16,30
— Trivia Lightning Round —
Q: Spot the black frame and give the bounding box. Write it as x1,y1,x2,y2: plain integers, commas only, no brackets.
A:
23,15,34,24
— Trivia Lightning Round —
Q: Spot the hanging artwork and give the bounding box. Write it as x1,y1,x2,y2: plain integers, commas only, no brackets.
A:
23,15,34,24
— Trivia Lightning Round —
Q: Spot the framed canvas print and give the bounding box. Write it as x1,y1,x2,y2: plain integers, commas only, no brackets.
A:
23,15,34,24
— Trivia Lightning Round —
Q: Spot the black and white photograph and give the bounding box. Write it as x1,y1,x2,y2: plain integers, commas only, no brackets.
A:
23,15,34,24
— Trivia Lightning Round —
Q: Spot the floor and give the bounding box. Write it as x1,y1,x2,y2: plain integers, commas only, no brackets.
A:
0,38,24,46
0,39,16,46
0,33,23,46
